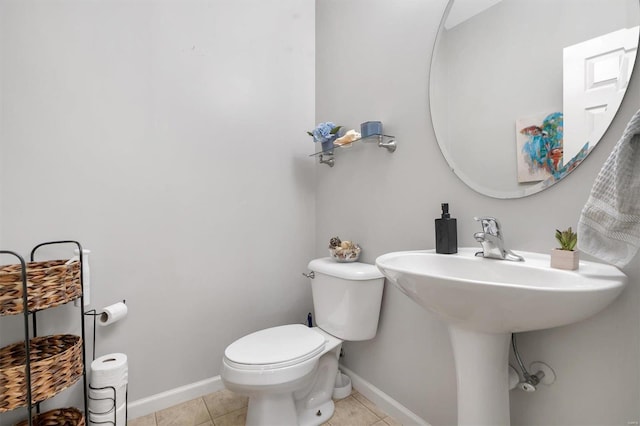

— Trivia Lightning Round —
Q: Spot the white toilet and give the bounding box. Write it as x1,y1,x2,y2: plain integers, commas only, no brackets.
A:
221,258,385,426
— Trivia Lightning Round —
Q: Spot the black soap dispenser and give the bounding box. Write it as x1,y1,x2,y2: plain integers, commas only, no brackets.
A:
435,203,457,254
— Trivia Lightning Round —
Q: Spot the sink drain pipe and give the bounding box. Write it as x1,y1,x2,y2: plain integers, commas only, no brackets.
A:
511,334,555,392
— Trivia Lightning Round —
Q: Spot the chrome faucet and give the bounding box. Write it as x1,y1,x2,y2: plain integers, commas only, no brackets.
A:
474,217,524,261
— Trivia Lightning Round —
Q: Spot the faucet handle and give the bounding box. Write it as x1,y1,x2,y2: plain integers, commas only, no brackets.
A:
474,216,501,236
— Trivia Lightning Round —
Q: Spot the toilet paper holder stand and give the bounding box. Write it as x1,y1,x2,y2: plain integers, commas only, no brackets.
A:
19,240,126,425
84,301,128,426
84,300,126,361
87,382,127,426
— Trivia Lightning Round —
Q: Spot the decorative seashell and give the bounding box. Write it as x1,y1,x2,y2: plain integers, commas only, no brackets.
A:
329,243,361,263
329,236,342,249
334,129,362,146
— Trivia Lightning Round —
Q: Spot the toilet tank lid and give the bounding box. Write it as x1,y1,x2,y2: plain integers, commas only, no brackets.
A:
307,258,384,280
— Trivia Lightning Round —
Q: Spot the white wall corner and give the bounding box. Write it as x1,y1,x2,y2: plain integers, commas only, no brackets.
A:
339,365,431,426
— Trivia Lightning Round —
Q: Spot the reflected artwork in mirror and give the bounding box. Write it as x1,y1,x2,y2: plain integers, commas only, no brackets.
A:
430,0,639,199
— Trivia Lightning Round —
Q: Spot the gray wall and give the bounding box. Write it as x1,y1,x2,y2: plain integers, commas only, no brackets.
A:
1,1,638,425
316,1,640,425
0,0,315,423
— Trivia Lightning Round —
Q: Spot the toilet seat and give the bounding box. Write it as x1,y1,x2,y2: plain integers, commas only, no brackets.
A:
224,324,326,370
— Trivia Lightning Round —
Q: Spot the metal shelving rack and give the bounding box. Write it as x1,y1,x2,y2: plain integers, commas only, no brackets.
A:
0,240,88,426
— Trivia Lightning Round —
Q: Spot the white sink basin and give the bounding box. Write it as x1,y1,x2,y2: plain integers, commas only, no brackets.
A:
375,248,627,333
375,248,627,425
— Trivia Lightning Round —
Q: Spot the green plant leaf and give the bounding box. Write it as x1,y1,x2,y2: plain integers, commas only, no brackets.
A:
568,233,577,251
555,227,577,250
330,126,343,135
307,131,314,137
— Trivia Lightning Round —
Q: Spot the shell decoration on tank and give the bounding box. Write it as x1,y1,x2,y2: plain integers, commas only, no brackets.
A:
328,236,361,262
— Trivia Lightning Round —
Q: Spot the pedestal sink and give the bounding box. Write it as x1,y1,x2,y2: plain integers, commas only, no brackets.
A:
375,248,627,426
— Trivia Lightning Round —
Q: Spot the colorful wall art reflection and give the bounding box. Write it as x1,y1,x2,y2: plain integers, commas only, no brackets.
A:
515,111,590,185
516,112,564,183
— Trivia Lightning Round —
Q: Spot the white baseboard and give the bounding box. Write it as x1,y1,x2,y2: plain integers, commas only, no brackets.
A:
127,376,224,420
128,368,429,425
339,365,431,426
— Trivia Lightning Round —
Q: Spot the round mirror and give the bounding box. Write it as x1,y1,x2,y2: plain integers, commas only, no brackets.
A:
430,0,640,199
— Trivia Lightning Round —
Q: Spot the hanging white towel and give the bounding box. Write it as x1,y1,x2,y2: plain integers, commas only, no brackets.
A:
578,108,640,268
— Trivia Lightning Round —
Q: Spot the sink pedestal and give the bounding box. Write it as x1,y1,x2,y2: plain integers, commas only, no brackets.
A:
449,326,511,426
376,249,628,426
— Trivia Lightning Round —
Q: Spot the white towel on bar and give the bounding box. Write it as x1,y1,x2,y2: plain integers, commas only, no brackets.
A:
578,108,640,268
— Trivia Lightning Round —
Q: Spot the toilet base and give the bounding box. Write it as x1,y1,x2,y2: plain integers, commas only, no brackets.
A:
297,399,335,426
237,347,340,425
246,392,298,426
243,392,336,426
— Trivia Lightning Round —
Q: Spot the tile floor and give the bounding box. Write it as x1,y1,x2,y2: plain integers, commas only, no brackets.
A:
128,388,401,426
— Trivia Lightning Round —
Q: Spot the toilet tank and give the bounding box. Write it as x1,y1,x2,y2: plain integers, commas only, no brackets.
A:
307,258,384,341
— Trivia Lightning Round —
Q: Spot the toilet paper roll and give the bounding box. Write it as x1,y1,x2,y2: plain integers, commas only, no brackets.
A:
89,402,126,426
91,353,128,387
99,302,128,326
89,382,127,415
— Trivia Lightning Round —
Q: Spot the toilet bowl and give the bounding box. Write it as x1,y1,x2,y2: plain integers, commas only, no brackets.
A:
221,258,384,426
222,325,342,425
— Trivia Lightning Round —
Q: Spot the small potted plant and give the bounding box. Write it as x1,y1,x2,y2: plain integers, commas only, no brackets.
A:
550,227,579,270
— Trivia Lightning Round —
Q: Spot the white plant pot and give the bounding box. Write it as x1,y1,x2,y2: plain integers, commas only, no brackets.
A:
550,248,579,270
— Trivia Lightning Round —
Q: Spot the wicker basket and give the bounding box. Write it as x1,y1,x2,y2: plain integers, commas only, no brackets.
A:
0,260,81,316
0,335,84,413
15,407,85,426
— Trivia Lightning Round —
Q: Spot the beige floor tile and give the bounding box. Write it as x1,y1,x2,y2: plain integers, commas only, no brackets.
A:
352,392,387,419
149,388,391,426
347,388,359,398
155,398,211,426
328,396,381,426
128,413,157,426
212,407,247,426
203,388,248,419
382,416,402,426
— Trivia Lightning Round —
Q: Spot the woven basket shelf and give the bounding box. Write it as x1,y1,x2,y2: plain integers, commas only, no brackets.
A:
0,260,81,316
15,407,85,426
0,334,84,413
